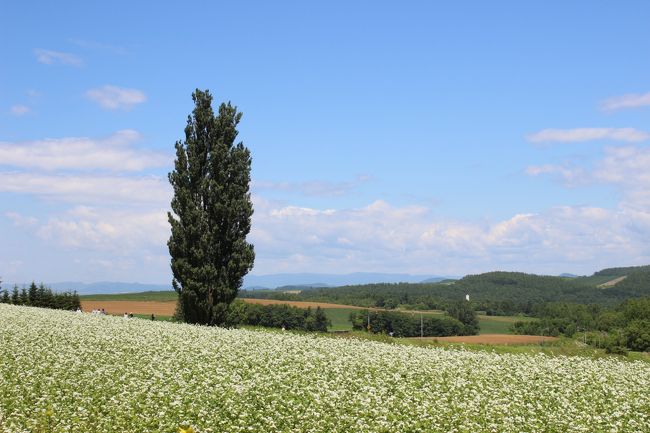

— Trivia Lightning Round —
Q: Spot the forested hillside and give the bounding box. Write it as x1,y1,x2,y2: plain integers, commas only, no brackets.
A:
240,266,650,315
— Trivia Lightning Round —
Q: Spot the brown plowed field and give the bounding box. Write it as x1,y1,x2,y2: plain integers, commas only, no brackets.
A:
420,334,558,345
81,300,177,316
80,298,365,317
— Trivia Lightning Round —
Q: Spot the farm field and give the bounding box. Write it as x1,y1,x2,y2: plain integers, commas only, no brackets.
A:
1,303,649,432
81,294,532,334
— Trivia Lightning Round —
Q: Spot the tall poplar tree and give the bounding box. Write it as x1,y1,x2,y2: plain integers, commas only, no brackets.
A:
168,89,255,325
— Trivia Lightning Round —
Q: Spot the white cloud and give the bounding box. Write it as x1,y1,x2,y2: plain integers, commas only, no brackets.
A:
34,49,83,66
10,105,30,116
601,92,650,111
529,145,650,208
527,128,649,143
85,85,147,110
5,212,38,227
37,206,169,251
9,189,650,277
525,164,586,185
0,130,170,171
248,197,650,275
0,172,171,205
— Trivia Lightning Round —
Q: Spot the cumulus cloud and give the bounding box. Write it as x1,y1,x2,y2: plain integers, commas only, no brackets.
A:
0,172,171,205
37,206,169,251
11,189,650,277
601,92,650,111
10,105,30,116
248,198,650,275
527,128,649,143
528,143,650,214
85,85,147,110
34,49,83,66
5,212,38,227
0,130,170,171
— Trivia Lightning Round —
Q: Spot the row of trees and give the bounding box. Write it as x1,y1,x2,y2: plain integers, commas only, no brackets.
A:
0,281,81,311
349,303,478,338
350,311,465,337
209,301,331,332
512,298,650,353
242,303,330,332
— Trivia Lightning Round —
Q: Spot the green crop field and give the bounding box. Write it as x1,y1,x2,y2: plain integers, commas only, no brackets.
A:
1,304,649,432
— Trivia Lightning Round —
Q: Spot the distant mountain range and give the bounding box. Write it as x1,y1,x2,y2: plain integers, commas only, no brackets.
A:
243,272,454,290
4,271,597,295
3,273,456,294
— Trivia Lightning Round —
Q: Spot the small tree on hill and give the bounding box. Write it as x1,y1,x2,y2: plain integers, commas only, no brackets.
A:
446,300,479,335
168,89,255,325
11,286,19,305
19,287,28,305
28,282,38,306
313,307,331,332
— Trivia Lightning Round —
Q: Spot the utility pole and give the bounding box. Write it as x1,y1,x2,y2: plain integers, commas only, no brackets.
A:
420,313,423,339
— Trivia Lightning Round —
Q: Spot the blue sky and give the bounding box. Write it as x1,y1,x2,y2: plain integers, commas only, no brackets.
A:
2,1,650,283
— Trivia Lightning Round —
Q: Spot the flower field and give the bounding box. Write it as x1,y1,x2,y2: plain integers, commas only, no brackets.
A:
0,304,649,433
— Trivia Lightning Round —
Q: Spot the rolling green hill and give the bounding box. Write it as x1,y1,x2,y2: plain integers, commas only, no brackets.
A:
240,266,650,314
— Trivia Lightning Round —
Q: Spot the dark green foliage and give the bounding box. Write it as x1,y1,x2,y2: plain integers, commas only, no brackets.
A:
513,297,650,352
2,281,80,310
594,265,650,277
241,303,331,332
19,288,28,305
446,301,480,335
349,310,468,337
303,307,331,332
241,267,650,316
28,282,37,306
1,290,9,304
11,286,19,305
168,89,255,326
624,320,650,352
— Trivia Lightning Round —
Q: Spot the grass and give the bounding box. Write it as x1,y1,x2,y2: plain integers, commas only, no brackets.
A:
322,307,358,331
477,318,514,334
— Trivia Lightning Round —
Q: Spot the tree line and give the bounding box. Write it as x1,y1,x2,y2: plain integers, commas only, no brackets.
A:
0,280,81,311
240,303,330,332
349,301,479,337
184,300,332,332
512,297,650,353
240,268,650,316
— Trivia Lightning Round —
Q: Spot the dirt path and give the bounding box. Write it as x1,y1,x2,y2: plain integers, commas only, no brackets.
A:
597,275,627,288
418,334,558,345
